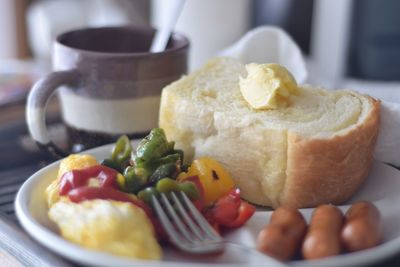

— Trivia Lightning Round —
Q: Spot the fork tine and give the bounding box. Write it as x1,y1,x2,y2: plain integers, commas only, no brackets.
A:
159,193,194,242
180,191,223,242
171,192,205,240
151,195,186,247
152,191,225,254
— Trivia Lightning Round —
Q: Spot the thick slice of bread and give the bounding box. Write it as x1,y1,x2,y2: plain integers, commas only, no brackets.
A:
159,57,380,208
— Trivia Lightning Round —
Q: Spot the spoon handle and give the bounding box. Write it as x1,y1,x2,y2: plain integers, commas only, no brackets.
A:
150,0,186,53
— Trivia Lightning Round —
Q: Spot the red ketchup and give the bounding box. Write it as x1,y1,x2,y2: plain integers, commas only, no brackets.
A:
59,165,119,195
58,165,153,220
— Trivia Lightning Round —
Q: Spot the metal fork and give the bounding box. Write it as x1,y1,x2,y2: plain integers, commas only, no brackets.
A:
151,191,224,254
152,191,290,266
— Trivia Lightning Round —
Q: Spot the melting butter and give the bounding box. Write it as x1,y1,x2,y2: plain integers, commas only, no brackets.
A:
239,63,298,109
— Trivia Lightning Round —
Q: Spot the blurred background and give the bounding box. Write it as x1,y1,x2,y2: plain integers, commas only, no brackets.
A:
0,0,399,169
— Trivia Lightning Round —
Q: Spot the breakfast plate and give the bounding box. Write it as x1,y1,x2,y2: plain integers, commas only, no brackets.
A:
15,142,400,267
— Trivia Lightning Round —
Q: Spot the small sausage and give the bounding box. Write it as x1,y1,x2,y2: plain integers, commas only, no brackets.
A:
257,207,307,261
302,204,343,259
341,201,382,252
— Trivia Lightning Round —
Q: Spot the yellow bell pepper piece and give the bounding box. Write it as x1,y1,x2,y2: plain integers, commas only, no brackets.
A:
178,157,235,206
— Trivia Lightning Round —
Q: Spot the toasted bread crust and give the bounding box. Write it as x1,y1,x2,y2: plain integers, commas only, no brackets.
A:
280,97,380,208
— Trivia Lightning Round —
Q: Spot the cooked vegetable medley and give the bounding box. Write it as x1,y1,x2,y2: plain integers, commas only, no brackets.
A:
46,128,255,260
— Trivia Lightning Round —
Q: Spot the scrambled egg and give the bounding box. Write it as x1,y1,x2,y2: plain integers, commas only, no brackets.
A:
45,154,98,207
49,199,162,260
46,154,162,260
57,154,98,179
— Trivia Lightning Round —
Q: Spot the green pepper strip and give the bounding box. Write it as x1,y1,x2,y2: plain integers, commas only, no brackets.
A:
111,135,132,166
120,166,148,193
136,128,169,161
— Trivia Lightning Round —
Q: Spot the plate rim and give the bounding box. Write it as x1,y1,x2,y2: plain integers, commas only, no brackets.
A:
15,143,400,267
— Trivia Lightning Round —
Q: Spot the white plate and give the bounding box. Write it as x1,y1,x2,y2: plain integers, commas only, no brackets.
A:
15,143,400,267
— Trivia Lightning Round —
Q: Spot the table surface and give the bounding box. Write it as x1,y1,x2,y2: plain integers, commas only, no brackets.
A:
1,118,400,267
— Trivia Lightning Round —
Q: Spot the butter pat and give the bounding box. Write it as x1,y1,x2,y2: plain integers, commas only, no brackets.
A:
239,63,298,109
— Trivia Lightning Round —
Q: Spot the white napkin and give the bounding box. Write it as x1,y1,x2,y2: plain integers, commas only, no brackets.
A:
220,26,400,167
219,26,307,84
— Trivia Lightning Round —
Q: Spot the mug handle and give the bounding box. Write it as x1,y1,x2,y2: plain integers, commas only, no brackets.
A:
26,69,80,158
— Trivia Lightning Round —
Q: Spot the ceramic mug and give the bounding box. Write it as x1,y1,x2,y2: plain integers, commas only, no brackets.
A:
26,26,189,157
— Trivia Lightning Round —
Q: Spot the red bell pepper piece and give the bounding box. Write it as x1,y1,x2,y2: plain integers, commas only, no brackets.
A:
220,201,255,228
209,188,241,225
207,188,255,228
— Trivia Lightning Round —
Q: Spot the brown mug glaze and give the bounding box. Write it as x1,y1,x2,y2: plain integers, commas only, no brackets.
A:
26,26,189,157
